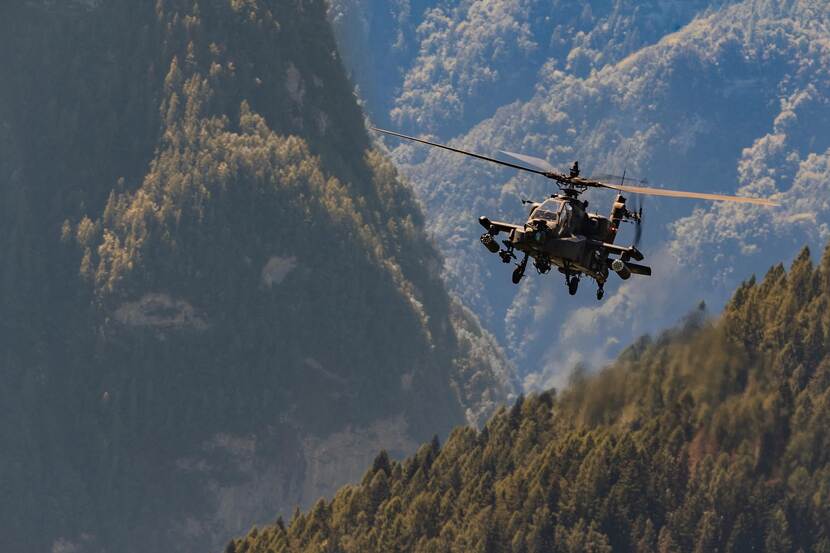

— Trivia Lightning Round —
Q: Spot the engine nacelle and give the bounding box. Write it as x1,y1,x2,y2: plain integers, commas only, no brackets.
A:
611,258,632,280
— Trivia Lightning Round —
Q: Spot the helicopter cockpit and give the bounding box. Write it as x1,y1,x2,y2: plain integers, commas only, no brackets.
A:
530,198,574,234
531,199,562,222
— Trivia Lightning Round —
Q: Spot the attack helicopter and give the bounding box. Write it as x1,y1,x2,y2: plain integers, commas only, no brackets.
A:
373,128,778,300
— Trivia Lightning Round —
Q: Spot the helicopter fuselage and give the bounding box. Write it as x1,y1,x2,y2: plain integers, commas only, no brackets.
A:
370,126,776,300
479,192,651,296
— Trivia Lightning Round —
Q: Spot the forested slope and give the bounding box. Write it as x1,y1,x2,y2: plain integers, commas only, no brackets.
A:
328,0,736,135
232,245,830,552
0,1,511,552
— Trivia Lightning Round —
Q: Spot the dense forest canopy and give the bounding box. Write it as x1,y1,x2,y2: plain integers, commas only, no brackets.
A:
0,1,511,552
231,245,830,553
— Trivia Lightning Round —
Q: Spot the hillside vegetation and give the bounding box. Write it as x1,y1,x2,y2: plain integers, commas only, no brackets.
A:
231,245,830,553
0,1,510,552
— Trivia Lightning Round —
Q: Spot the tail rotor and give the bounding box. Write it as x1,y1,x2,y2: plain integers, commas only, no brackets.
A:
631,194,644,250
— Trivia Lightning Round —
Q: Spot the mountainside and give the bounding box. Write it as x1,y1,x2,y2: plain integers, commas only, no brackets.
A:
230,244,830,553
330,0,830,388
0,1,511,552
329,0,736,135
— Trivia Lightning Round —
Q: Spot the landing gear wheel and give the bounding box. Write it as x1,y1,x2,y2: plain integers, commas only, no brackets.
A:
596,286,604,301
512,254,529,284
568,276,579,296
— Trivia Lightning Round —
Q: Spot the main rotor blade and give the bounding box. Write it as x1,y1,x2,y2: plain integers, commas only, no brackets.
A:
589,173,649,185
599,182,779,206
500,150,557,173
372,127,550,177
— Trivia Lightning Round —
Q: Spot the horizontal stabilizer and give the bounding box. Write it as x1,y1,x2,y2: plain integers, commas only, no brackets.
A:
626,262,652,276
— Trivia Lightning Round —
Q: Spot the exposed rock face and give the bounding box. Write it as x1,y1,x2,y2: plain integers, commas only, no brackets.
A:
286,64,306,106
115,293,209,330
300,415,418,505
261,256,297,288
162,417,418,548
173,431,301,546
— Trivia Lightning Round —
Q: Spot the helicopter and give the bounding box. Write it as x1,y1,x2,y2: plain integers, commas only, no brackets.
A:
373,128,778,300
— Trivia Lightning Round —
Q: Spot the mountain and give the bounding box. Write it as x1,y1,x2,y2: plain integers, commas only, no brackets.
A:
328,0,736,135
229,244,830,553
330,0,830,387
0,1,512,552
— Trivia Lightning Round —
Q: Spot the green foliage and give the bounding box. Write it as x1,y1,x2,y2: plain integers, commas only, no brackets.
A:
0,1,510,551
235,245,830,553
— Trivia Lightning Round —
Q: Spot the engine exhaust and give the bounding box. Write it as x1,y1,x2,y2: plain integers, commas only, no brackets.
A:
611,258,631,280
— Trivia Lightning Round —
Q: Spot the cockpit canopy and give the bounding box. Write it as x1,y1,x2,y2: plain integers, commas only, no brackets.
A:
530,198,575,233
531,199,563,222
